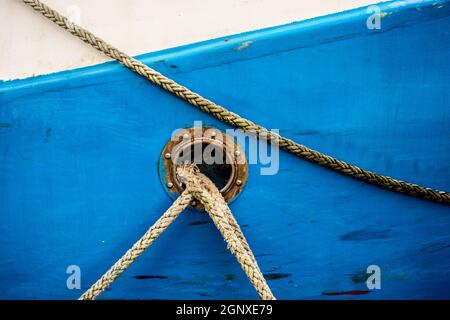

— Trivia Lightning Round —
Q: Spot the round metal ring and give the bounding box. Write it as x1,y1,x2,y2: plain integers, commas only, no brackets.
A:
158,126,248,209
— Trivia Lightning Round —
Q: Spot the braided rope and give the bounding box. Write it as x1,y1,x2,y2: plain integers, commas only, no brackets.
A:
79,191,193,300
79,167,274,300
22,0,450,204
177,165,275,300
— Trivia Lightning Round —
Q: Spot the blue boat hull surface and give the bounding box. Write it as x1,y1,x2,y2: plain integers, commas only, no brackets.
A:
1,0,449,299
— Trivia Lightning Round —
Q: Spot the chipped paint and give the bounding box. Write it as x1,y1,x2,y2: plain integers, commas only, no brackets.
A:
234,40,254,51
350,270,370,283
133,275,168,280
264,273,291,280
323,290,370,296
226,274,236,281
432,2,446,9
340,228,391,241
188,220,212,226
420,242,450,253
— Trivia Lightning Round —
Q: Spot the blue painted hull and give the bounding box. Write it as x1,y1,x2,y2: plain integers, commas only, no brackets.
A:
1,0,449,299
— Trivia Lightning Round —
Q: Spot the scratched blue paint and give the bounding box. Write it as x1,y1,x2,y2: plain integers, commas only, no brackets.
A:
1,0,450,299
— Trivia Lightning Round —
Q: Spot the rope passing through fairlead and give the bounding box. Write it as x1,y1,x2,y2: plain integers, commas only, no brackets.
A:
79,165,275,300
21,0,450,204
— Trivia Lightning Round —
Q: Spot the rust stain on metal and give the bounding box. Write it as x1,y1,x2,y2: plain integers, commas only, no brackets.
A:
159,126,248,209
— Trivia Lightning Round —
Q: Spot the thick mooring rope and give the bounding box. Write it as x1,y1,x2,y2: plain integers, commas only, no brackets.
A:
79,165,275,300
22,0,450,205
177,165,274,300
79,191,193,300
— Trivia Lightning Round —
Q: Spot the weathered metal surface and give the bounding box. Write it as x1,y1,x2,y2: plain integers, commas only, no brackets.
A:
159,126,248,209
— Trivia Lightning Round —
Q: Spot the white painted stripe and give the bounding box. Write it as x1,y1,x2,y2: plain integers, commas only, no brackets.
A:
1,0,375,80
